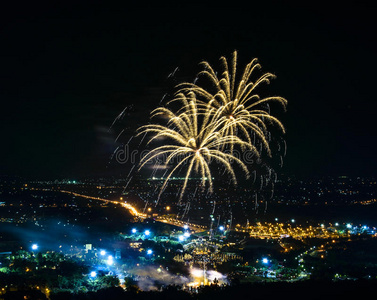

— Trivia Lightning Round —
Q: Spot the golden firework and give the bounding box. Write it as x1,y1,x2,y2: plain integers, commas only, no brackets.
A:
137,92,254,200
176,50,287,156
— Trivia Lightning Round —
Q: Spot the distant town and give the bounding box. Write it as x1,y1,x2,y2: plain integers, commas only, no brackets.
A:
1,175,377,299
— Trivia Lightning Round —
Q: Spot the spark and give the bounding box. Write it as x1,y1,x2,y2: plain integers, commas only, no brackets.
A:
109,105,131,130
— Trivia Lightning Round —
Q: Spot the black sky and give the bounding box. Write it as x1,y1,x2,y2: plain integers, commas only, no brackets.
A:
1,1,376,179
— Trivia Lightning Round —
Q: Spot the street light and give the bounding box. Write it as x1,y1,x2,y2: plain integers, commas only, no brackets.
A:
144,230,150,236
100,250,106,256
219,226,225,231
90,271,97,278
31,244,38,251
262,258,269,264
147,249,153,255
131,228,137,234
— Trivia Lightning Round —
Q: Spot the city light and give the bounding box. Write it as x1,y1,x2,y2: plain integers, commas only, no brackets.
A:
100,250,106,256
184,224,189,230
262,258,269,264
90,271,97,278
178,235,185,242
144,230,150,236
219,226,225,231
131,228,137,234
147,249,153,255
183,232,190,238
31,244,38,251
106,255,114,265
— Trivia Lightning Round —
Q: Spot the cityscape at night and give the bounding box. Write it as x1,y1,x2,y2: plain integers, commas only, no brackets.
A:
1,1,377,300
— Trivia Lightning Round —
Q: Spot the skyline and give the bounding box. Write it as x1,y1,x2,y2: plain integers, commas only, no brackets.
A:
1,2,376,179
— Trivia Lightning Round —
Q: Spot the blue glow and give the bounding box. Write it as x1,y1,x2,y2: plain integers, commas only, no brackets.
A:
90,271,97,277
132,228,137,234
144,230,150,236
100,250,106,256
219,226,225,231
262,258,269,264
31,244,38,250
107,255,114,265
147,249,153,255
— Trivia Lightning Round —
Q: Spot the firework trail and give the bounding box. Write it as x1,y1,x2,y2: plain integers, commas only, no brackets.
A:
115,129,125,143
122,176,133,194
109,105,132,130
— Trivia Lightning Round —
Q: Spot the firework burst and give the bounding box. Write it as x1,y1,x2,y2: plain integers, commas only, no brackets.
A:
176,50,287,156
137,92,254,200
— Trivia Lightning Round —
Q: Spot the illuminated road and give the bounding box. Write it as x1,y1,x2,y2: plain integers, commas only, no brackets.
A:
58,190,207,232
59,190,147,218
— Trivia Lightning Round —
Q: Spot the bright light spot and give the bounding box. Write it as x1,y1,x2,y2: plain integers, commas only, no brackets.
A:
100,250,106,256
178,235,185,242
291,219,295,223
207,270,226,281
144,230,150,236
262,258,269,264
335,222,339,226
219,226,225,231
346,223,352,229
90,271,97,277
131,228,137,234
31,244,38,250
107,255,114,265
183,232,190,238
184,224,189,230
147,249,153,255
190,268,204,278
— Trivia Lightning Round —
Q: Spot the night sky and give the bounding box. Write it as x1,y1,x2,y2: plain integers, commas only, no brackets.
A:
1,2,376,179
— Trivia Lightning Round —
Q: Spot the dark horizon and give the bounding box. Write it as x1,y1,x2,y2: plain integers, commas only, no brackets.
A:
1,2,376,180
